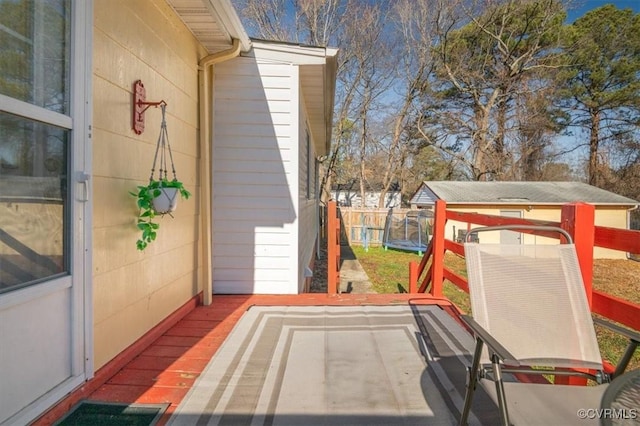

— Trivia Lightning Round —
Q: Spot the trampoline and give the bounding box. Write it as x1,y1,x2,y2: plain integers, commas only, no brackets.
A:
382,209,433,254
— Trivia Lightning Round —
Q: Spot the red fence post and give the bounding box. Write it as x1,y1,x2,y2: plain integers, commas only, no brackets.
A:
327,201,340,294
557,202,595,386
409,261,418,293
561,202,595,308
431,200,447,297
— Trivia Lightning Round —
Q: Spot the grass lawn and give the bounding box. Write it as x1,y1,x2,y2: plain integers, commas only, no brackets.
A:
351,245,640,373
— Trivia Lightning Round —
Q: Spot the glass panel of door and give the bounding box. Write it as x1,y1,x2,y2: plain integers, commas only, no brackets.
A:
0,0,71,293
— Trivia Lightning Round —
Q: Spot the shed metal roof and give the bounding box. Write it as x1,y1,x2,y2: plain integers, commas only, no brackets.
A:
411,181,639,206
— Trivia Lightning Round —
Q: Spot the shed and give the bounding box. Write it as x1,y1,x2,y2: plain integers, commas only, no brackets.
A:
410,181,638,259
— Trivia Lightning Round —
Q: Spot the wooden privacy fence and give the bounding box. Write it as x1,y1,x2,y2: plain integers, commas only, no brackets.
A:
339,207,413,247
327,201,340,294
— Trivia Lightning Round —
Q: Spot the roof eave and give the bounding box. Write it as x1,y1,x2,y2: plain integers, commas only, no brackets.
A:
208,0,252,52
167,0,252,54
323,48,338,156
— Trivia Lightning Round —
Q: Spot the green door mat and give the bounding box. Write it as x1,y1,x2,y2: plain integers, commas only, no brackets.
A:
55,401,169,426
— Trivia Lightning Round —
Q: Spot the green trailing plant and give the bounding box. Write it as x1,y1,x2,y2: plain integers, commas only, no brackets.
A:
131,179,191,251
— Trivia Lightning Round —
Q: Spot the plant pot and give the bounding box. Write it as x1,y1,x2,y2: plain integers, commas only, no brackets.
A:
152,187,179,214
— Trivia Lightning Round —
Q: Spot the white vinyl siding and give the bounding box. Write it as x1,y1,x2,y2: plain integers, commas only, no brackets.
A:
297,98,317,291
213,58,298,294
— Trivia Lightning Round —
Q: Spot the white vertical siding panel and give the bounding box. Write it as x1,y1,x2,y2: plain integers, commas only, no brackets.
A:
213,57,298,294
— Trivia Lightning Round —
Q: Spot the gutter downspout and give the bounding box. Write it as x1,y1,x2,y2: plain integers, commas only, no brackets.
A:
198,38,242,306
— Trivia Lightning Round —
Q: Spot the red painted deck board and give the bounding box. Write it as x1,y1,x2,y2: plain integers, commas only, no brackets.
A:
33,293,449,426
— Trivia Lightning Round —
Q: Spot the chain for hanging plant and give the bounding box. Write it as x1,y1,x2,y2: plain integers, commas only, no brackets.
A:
149,103,178,184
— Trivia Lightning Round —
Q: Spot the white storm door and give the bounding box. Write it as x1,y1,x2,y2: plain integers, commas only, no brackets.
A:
0,1,92,424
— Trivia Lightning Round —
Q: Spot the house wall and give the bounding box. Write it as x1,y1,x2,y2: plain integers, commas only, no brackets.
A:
297,91,317,292
446,205,630,259
212,57,298,294
92,0,205,368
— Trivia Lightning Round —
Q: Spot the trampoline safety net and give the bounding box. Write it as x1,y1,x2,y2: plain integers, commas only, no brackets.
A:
383,209,433,253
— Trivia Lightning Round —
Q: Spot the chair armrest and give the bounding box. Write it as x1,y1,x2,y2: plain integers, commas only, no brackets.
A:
460,315,520,367
593,317,640,343
593,317,640,378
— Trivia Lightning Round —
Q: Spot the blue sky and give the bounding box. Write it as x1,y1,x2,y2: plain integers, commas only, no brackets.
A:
566,0,640,22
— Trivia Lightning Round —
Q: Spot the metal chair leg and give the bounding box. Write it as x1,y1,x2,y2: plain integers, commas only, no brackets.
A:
613,340,638,379
491,353,510,426
459,337,484,426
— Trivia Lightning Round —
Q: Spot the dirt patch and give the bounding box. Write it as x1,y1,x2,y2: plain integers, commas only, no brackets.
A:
310,241,328,293
593,258,640,304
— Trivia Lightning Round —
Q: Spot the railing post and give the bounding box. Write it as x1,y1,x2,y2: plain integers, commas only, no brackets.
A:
561,202,595,308
431,200,447,297
557,202,594,386
327,201,340,294
409,261,418,293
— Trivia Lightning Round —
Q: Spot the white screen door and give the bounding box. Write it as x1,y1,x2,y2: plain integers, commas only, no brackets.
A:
0,1,92,424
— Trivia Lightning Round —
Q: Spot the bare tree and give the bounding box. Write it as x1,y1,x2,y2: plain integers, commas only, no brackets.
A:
236,0,296,41
337,3,393,207
297,0,343,46
372,0,442,207
430,0,567,180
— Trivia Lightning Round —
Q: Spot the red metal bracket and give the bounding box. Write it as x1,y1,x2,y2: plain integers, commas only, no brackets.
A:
132,80,167,135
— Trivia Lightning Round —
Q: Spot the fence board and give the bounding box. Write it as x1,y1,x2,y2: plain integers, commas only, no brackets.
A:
338,207,414,246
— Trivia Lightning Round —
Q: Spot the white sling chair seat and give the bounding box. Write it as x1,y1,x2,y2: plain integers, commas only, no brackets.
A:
459,226,610,426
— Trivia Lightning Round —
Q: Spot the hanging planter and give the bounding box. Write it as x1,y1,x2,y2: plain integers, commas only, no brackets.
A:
131,103,191,250
152,186,179,214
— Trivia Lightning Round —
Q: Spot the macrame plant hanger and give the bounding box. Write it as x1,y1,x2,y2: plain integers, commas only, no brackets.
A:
149,102,179,215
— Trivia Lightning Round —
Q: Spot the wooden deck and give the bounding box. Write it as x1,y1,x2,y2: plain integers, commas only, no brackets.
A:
34,293,456,425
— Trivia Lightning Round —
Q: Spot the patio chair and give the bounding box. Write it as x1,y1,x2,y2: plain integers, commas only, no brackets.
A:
458,225,639,426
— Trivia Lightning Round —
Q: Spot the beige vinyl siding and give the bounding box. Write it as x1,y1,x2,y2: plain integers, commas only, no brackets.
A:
213,58,298,294
92,0,205,369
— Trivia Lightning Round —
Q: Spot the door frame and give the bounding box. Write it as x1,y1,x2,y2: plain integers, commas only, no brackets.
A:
71,0,94,384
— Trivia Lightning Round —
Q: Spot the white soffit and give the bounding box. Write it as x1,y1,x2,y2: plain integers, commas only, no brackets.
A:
166,0,251,53
301,65,330,155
